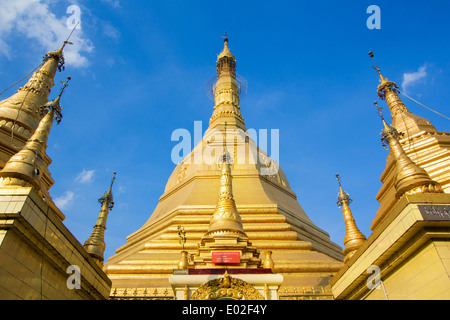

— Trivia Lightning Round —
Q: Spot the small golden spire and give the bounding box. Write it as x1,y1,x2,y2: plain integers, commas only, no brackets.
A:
84,172,117,267
0,78,70,191
374,103,443,198
204,150,246,238
336,174,366,263
216,32,236,78
218,32,234,59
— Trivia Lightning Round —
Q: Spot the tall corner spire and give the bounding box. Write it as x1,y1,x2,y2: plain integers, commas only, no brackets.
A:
84,172,117,267
336,174,366,263
369,51,409,116
0,77,70,191
0,41,71,142
374,103,443,198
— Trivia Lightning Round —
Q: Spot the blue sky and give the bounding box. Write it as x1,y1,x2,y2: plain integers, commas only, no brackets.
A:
0,0,449,261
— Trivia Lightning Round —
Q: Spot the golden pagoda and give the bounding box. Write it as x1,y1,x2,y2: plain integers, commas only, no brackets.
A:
105,35,344,300
2,34,448,300
330,55,450,300
369,54,450,230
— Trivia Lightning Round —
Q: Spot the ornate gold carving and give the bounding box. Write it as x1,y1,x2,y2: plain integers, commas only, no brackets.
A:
189,272,264,300
278,286,333,300
209,110,244,124
110,287,173,300
176,162,188,184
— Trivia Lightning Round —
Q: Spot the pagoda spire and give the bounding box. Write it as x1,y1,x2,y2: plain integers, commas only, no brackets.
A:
204,151,246,238
209,33,246,130
0,77,70,191
193,148,261,269
336,174,366,263
369,51,437,135
369,52,409,117
0,42,69,128
84,172,116,267
375,102,443,198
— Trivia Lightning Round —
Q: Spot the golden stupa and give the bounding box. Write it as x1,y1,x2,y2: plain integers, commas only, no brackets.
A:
371,63,450,230
105,35,344,300
1,35,449,300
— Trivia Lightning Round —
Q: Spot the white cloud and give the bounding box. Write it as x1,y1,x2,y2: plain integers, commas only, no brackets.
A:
54,190,75,210
75,169,95,184
0,0,94,67
102,22,121,41
101,0,121,8
401,65,427,93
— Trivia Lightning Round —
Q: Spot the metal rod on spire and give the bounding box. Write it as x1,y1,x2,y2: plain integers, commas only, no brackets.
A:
65,21,79,45
336,174,342,187
58,76,71,98
374,101,384,121
368,51,378,69
223,122,227,157
222,32,228,44
110,172,117,189
369,51,384,78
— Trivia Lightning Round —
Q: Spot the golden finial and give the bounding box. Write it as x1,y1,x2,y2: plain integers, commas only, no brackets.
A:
217,33,236,77
84,171,117,267
38,76,71,124
222,32,228,44
335,174,366,263
336,174,352,207
99,171,116,210
369,51,408,113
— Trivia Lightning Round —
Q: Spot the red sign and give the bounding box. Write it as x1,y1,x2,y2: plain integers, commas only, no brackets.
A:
212,252,240,264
